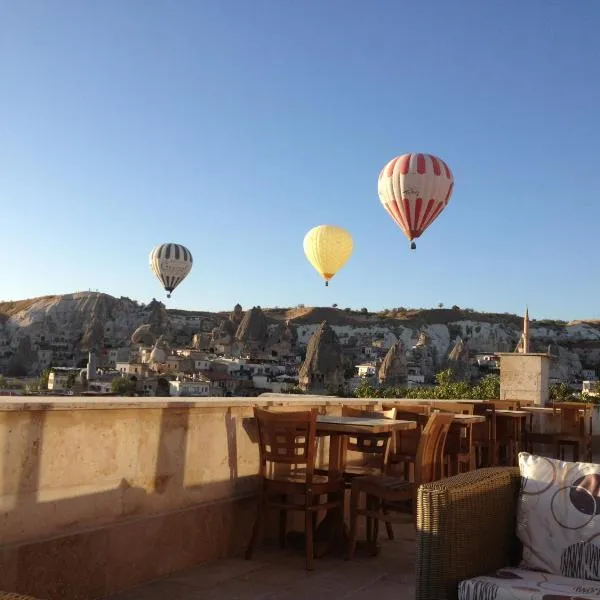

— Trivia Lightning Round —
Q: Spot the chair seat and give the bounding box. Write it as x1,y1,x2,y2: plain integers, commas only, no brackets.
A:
265,469,342,492
343,465,384,477
353,474,412,497
459,566,600,600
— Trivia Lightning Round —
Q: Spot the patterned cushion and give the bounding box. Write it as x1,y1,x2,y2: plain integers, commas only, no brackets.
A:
459,567,600,599
518,452,600,580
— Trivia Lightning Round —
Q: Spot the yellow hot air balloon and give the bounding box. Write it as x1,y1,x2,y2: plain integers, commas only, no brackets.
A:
303,225,354,286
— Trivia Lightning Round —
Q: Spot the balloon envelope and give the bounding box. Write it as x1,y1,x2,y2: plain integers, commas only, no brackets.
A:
149,243,193,297
303,225,353,285
378,153,454,246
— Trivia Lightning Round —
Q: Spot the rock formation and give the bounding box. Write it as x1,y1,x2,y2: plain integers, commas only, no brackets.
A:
6,335,38,376
230,303,243,328
80,316,105,353
378,341,407,386
298,321,344,394
235,306,268,357
447,337,472,381
1,292,600,384
409,332,436,382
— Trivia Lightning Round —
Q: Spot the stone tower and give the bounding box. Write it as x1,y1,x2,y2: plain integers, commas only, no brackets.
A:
514,307,530,354
298,321,344,394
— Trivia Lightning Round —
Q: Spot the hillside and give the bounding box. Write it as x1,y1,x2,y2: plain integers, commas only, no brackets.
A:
0,291,599,379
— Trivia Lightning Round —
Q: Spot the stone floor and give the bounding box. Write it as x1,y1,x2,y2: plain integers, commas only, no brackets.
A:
104,524,416,600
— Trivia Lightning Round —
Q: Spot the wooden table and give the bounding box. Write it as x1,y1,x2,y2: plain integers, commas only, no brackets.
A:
314,415,417,554
442,414,487,473
316,415,417,477
489,409,529,465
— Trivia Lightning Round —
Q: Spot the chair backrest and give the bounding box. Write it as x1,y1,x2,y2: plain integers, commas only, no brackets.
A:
414,412,454,485
341,405,396,460
253,407,318,478
553,402,594,436
384,403,432,416
433,402,474,415
491,399,520,411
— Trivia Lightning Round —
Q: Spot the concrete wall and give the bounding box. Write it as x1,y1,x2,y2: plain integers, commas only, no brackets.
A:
0,395,376,600
499,353,550,405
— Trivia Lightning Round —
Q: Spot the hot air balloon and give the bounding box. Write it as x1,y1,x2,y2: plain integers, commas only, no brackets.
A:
303,225,353,286
378,153,454,249
149,243,193,298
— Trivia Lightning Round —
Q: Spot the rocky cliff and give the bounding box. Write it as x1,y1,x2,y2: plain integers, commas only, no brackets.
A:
1,293,600,380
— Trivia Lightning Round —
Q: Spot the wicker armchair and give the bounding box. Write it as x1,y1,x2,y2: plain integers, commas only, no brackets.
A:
415,467,521,600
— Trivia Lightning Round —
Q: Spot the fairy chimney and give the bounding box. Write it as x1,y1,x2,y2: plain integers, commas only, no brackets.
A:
298,321,344,394
448,337,472,381
235,306,268,356
378,341,407,386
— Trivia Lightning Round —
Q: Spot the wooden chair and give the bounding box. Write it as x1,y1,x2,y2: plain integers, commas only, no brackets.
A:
346,412,454,559
386,405,432,481
554,402,594,462
489,400,525,464
245,407,344,570
472,402,496,467
524,404,560,457
336,405,397,482
433,403,474,475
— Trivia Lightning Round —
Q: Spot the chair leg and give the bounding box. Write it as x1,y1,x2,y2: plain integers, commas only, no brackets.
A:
245,498,264,561
279,495,287,549
370,498,380,556
305,508,314,571
346,484,360,560
383,504,395,540
366,501,372,545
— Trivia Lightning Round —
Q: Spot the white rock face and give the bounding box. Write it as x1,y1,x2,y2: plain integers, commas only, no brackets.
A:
1,294,599,380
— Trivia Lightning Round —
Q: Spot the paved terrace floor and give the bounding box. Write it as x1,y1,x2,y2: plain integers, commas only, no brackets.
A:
105,524,416,600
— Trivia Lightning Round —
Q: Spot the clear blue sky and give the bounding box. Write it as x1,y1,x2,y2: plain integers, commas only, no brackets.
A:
2,1,599,320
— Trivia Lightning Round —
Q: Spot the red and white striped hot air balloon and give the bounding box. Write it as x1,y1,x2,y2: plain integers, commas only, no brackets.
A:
377,153,454,249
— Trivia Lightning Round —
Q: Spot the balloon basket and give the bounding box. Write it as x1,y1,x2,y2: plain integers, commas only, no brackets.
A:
325,281,329,287
410,241,416,250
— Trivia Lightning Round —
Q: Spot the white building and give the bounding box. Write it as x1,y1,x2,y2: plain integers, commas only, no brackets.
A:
115,362,149,377
169,378,210,397
356,363,377,377
47,367,80,391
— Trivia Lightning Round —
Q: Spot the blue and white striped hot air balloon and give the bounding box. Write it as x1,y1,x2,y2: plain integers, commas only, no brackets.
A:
149,243,193,298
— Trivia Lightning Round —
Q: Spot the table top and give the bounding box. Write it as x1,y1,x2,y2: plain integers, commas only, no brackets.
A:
490,409,529,417
316,415,417,434
449,414,487,424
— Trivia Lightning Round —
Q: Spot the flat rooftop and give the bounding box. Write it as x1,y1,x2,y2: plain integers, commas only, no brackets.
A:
105,523,416,600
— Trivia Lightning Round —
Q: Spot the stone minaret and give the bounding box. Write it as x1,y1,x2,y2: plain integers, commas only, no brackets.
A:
522,307,530,354
514,306,531,354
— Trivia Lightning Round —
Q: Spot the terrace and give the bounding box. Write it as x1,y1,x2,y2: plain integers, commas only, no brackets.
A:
0,396,416,600
1,395,597,600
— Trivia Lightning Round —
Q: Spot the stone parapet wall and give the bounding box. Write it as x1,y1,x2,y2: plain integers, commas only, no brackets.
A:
0,395,377,599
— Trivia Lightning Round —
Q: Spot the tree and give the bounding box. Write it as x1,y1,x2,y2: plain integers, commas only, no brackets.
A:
0,375,6,389
360,307,368,314
39,368,51,390
438,302,444,308
66,373,77,389
549,382,575,402
111,377,137,396
156,377,170,397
